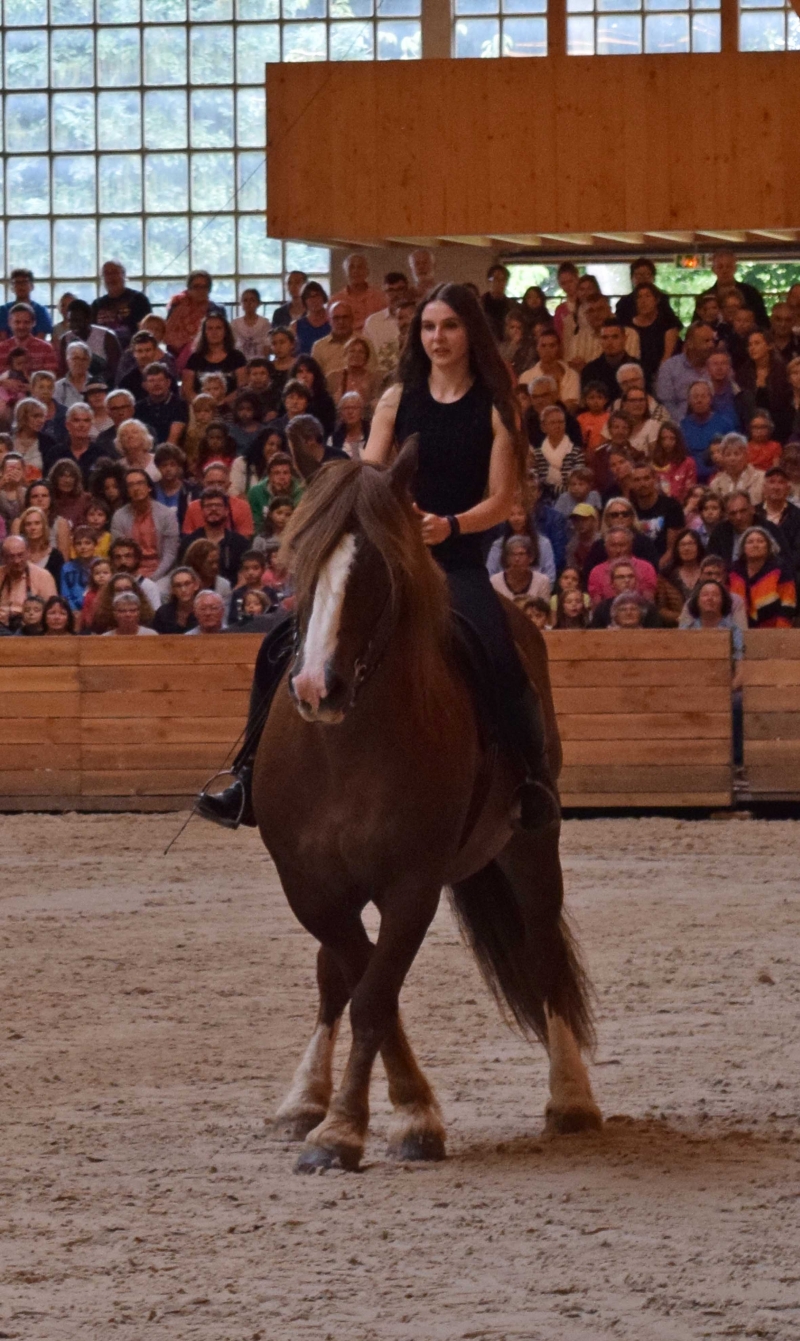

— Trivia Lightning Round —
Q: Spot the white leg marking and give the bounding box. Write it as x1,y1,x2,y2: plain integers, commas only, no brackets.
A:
545,1008,602,1132
292,533,357,715
274,1021,340,1132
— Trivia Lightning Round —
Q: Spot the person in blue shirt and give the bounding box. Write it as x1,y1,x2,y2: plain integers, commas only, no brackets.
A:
0,269,52,339
680,380,738,482
294,282,332,355
60,526,97,612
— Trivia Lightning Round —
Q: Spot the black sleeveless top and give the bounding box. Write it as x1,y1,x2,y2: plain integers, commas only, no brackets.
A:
394,379,494,570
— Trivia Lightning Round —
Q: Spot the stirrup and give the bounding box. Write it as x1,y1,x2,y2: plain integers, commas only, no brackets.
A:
194,769,249,830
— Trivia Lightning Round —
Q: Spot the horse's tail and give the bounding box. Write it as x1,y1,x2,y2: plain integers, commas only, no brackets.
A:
448,845,595,1053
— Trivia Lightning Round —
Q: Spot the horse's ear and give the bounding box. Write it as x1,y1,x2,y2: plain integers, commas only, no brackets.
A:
390,435,419,500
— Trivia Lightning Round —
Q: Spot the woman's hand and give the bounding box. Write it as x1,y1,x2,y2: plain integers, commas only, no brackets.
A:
412,503,451,546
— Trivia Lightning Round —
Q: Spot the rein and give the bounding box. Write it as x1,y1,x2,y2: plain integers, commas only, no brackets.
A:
350,585,394,706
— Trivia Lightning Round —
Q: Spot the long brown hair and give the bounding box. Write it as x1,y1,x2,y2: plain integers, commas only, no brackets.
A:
92,573,154,633
397,282,527,480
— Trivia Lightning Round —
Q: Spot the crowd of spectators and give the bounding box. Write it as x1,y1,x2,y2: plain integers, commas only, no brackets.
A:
0,249,799,664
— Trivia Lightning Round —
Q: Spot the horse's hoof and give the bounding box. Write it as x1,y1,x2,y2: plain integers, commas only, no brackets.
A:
545,1103,603,1136
293,1143,362,1174
271,1108,327,1142
387,1132,446,1163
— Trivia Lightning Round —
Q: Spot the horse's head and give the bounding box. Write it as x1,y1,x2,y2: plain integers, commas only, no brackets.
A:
286,438,443,724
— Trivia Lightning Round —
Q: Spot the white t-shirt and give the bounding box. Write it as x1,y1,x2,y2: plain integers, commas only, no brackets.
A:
231,315,271,361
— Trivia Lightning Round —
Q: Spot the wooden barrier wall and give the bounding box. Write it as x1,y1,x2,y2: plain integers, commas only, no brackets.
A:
0,631,734,811
742,630,800,800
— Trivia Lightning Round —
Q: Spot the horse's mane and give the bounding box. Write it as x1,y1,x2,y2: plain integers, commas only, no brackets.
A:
280,457,450,652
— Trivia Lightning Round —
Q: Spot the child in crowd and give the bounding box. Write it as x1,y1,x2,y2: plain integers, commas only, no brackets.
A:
83,497,112,557
228,549,276,625
746,412,782,471
197,421,237,474
554,588,591,629
200,371,232,420
520,596,551,630
16,594,45,636
242,588,271,619
553,465,602,519
261,538,292,607
183,393,217,478
79,556,113,631
229,390,267,457
85,382,112,439
231,289,271,362
246,357,281,419
651,422,697,503
689,491,724,547
549,565,591,623
577,382,610,455
268,327,298,400
60,525,97,611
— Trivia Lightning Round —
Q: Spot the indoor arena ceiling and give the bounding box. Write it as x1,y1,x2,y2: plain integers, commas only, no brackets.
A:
319,231,800,260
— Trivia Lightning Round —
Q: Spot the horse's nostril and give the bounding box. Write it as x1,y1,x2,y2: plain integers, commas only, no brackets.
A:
325,670,347,705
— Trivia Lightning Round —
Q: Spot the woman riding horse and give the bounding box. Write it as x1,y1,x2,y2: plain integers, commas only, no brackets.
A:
197,283,557,830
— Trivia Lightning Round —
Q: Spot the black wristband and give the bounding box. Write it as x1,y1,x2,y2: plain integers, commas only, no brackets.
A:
446,514,461,538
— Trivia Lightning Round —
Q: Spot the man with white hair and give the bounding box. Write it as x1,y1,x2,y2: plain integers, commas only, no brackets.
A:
91,259,152,349
187,588,226,634
330,253,384,331
700,249,768,329
409,248,436,302
94,387,135,455
45,402,111,482
613,362,669,422
0,535,56,629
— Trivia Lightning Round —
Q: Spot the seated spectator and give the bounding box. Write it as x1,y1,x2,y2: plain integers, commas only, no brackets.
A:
769,302,800,364
746,411,782,471
0,269,52,339
183,313,247,402
628,280,681,390
152,566,200,634
110,468,180,581
108,537,162,612
54,342,93,410
152,444,195,527
182,393,217,476
116,315,177,387
500,308,536,381
231,288,271,361
565,502,600,572
613,362,670,423
311,302,357,382
249,453,303,535
14,479,71,557
590,557,661,628
570,298,640,373
689,490,724,547
755,466,800,571
709,432,765,506
79,556,113,631
183,460,254,537
363,272,410,379
520,595,551,630
0,453,28,526
294,281,332,355
730,527,796,627
486,494,556,584
253,495,295,551
327,336,380,409
553,588,588,629
0,346,33,422
114,418,159,483
18,505,64,588
678,554,748,632
186,588,227,635
619,384,660,456
84,382,112,441
180,489,249,585
164,269,224,365
490,536,552,606
12,397,48,481
737,330,793,442
260,538,292,607
608,591,649,629
783,439,800,504
655,321,715,423
706,491,759,566
331,391,369,461
267,327,298,401
289,355,337,438
651,421,697,503
60,299,121,381
0,303,58,376
521,329,580,413
91,570,156,633
102,588,159,636
0,535,57,630
655,528,705,625
629,462,685,565
83,496,111,557
286,414,347,481
30,372,68,453
46,402,111,484
88,459,128,517
236,587,272,623
280,377,313,428
91,388,133,457
587,526,658,606
577,381,611,455
42,594,75,636
599,406,647,466
196,420,238,475
15,593,46,636
228,390,268,460
228,550,277,625
553,465,602,520
135,363,187,446
531,405,584,501
580,318,642,399
681,381,736,482
116,331,162,399
525,376,582,450
230,424,283,498
48,459,89,527
616,258,680,329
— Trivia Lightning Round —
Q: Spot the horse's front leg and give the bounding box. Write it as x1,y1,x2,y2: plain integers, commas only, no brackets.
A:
272,946,352,1141
381,1014,446,1162
296,884,441,1173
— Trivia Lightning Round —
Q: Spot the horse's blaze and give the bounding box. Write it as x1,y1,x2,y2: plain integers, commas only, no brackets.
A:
291,532,357,719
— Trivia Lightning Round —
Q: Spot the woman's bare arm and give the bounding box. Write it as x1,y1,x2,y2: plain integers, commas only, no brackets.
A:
363,383,402,465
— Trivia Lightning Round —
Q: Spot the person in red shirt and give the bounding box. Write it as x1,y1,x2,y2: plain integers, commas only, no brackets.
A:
746,411,782,472
0,305,58,376
181,460,254,538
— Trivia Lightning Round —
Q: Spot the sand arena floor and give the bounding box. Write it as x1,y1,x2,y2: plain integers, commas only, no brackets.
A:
1,813,799,1341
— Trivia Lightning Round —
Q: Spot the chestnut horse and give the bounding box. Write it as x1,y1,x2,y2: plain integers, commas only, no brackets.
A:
255,442,601,1171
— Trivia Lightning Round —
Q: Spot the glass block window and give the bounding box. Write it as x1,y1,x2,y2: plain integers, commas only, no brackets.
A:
0,0,420,313
454,0,547,56
567,0,721,54
739,0,800,50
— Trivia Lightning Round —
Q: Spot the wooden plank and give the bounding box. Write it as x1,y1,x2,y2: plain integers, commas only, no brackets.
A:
79,716,245,745
744,686,800,712
745,712,800,741
745,764,800,794
741,660,800,687
0,769,81,796
80,664,253,693
544,630,728,660
743,630,800,660
78,636,261,667
79,690,250,718
0,744,79,770
0,666,80,693
559,765,731,794
552,686,728,714
82,743,236,770
0,692,80,719
0,640,80,665
744,740,800,763
561,792,732,809
558,712,730,741
561,739,730,766
549,660,730,688
0,718,82,745
81,769,214,796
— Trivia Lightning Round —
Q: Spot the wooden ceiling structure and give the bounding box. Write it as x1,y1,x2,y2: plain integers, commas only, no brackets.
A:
266,52,800,259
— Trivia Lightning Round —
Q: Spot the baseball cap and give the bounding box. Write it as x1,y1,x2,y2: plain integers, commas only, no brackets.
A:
571,503,598,519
